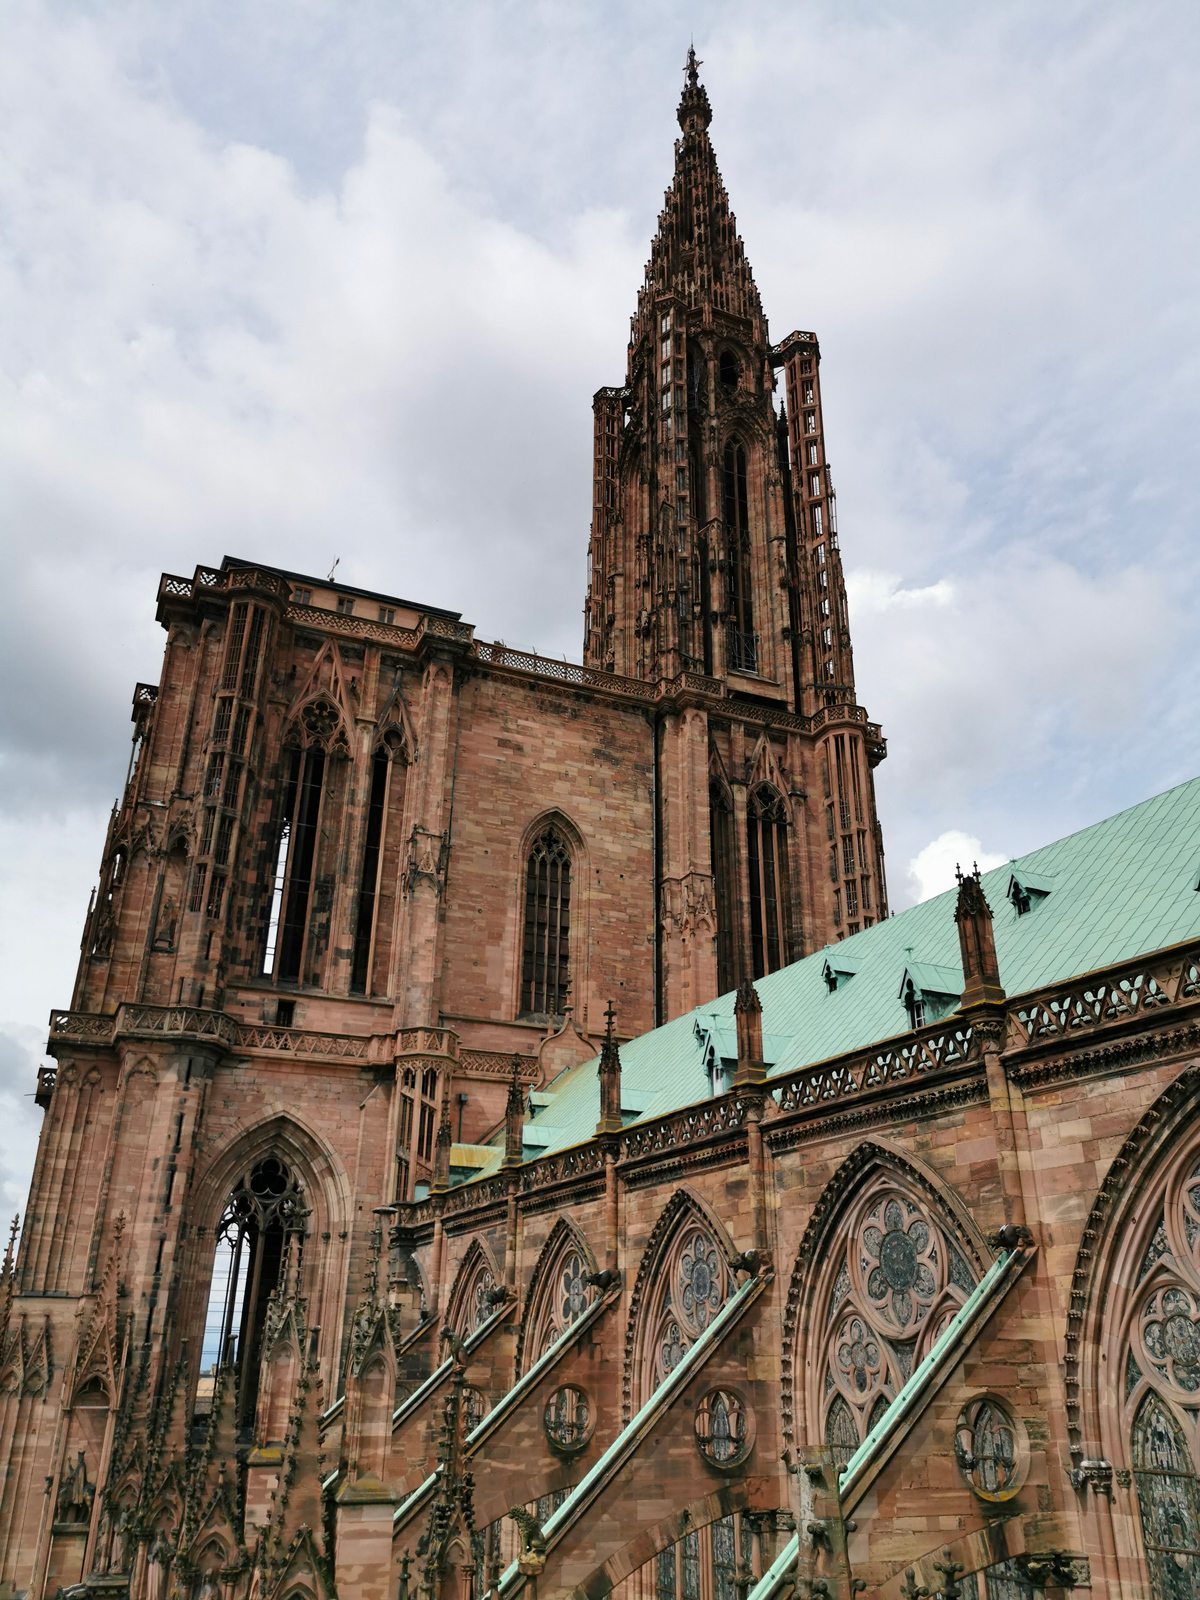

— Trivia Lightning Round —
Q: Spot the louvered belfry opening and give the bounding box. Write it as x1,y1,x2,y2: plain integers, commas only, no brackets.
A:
521,827,572,1018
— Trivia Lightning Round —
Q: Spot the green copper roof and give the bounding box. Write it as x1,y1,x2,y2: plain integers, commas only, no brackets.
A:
478,773,1200,1170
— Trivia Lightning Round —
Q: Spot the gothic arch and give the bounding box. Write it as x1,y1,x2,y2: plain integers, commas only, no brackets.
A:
444,1238,502,1339
1067,1064,1200,1597
182,1113,352,1392
513,810,591,1025
782,1140,988,1452
516,1216,598,1374
622,1187,740,1421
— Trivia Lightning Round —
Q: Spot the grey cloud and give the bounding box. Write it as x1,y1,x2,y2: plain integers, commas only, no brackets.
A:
1,0,1199,1180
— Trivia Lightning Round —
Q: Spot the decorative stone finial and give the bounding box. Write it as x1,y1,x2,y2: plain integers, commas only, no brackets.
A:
954,863,1006,1009
596,1000,622,1135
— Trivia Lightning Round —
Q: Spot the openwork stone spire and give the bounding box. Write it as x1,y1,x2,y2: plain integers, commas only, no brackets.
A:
635,51,764,344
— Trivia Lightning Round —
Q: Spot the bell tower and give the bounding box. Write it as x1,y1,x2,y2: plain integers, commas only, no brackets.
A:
585,52,889,1011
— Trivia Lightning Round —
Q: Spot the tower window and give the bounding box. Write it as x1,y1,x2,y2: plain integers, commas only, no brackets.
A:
199,1156,305,1432
291,587,312,605
747,785,792,979
661,313,671,333
350,750,389,994
722,441,756,672
520,827,572,1018
274,747,326,985
719,350,740,392
336,596,354,616
709,782,735,995
805,412,817,433
378,607,395,624
808,443,818,465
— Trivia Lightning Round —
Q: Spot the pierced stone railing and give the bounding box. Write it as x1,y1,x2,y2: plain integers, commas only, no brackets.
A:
1007,946,1200,1050
772,1023,975,1115
235,1026,372,1060
519,1143,606,1192
460,1050,540,1080
396,1027,459,1060
473,642,658,701
118,1006,239,1044
620,1093,749,1160
49,1011,117,1043
288,602,423,650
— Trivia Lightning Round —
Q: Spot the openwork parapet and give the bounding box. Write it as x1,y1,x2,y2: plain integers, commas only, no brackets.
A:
620,1093,749,1160
1009,946,1200,1050
773,1024,974,1115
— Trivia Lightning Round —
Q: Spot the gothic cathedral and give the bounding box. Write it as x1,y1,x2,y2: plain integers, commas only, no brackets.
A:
4,51,1200,1600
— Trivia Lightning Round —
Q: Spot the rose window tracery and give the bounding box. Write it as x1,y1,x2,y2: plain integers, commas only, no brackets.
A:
472,1267,497,1331
809,1175,978,1471
1140,1288,1200,1393
679,1232,723,1333
860,1196,939,1331
639,1217,730,1399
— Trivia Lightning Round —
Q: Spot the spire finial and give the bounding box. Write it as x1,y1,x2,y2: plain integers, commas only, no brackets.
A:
677,44,712,132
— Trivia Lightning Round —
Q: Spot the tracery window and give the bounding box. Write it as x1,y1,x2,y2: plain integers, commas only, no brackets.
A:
199,1156,306,1431
641,1223,729,1399
350,738,408,996
520,827,571,1018
649,1515,754,1600
722,442,756,673
746,785,791,979
446,1244,499,1340
809,1176,977,1468
1115,1149,1200,1598
523,1227,594,1369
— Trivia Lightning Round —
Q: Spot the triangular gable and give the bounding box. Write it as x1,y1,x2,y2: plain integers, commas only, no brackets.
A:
745,729,790,796
374,676,418,760
284,640,355,755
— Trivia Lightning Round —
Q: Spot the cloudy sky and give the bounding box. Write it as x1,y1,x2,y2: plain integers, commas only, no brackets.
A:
2,0,1199,1210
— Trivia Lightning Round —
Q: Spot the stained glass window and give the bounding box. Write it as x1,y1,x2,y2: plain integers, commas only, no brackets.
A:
825,1393,859,1469
1132,1393,1200,1600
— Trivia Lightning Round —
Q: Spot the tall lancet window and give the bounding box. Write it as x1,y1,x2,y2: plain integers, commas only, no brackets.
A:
746,784,791,978
722,441,756,673
520,826,571,1018
709,780,736,995
199,1156,306,1432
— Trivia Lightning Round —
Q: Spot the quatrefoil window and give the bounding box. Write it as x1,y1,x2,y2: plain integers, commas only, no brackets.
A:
1141,1287,1200,1393
836,1315,882,1397
559,1252,588,1326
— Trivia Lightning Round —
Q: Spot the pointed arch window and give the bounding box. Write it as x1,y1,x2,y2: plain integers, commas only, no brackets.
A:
1132,1393,1200,1595
709,780,736,995
263,746,325,985
807,1176,978,1470
637,1221,730,1406
199,1156,306,1432
351,738,408,997
746,785,791,979
722,441,756,673
520,827,571,1018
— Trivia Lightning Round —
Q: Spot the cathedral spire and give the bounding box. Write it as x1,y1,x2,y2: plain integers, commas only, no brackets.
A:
678,45,712,132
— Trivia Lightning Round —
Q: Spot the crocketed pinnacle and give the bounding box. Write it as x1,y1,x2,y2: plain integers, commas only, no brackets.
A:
634,51,763,346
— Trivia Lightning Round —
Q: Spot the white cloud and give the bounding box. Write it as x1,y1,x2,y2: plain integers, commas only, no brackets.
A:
907,832,1008,905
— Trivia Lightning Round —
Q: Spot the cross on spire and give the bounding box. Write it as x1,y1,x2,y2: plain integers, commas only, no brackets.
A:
685,44,702,88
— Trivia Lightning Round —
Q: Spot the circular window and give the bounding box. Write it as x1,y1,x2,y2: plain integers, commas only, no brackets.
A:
544,1385,593,1455
954,1396,1026,1501
719,350,741,392
695,1387,755,1470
